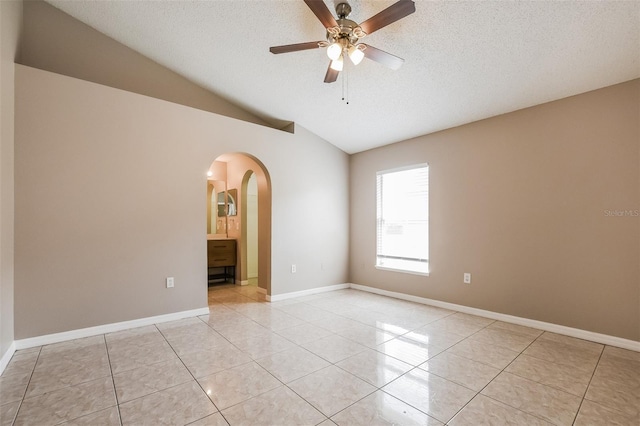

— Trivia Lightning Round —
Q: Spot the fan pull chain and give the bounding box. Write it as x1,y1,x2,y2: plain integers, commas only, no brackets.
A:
341,56,349,105
346,65,349,105
341,64,345,102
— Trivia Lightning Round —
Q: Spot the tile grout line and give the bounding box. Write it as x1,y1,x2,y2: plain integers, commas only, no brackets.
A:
210,288,632,425
100,322,230,423
154,321,227,425
570,344,605,425
211,286,394,423
274,306,488,423
502,332,611,423
373,317,499,424
102,334,124,426
205,293,345,420
214,291,523,424
213,289,336,423
392,318,559,424
11,338,117,425
7,345,43,426
451,331,555,425
319,313,534,424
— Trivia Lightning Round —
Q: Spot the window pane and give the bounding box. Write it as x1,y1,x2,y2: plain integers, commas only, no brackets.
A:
376,165,429,274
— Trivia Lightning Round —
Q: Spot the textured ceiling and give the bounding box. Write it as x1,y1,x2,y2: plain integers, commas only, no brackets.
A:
46,0,639,154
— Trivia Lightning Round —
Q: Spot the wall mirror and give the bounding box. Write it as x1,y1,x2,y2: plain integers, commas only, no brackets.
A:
216,189,237,217
208,180,227,235
217,191,227,217
227,189,237,216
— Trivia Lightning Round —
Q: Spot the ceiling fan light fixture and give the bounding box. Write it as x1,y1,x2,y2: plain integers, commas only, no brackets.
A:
348,45,365,65
269,1,416,84
327,42,342,60
330,56,344,71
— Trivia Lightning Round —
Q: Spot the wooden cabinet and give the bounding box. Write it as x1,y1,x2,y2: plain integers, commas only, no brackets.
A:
207,239,236,284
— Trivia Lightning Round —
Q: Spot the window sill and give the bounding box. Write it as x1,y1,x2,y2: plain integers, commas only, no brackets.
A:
375,265,430,277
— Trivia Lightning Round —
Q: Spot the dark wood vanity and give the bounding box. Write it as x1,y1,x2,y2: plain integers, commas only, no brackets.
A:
207,239,236,284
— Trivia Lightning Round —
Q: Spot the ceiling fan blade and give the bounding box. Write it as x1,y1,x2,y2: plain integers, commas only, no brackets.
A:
359,0,416,35
304,0,338,29
362,44,405,70
270,41,323,54
324,63,339,83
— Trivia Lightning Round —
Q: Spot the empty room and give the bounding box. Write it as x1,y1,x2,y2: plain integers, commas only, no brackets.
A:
0,0,638,425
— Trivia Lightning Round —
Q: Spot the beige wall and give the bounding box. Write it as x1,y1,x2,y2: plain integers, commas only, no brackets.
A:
350,79,640,341
15,65,349,339
20,0,283,130
0,0,22,360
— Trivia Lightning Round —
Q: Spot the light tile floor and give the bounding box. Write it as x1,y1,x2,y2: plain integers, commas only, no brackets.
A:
1,285,638,425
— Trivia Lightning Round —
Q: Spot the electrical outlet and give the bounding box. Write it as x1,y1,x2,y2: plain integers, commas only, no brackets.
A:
291,264,296,273
463,273,471,284
166,277,175,288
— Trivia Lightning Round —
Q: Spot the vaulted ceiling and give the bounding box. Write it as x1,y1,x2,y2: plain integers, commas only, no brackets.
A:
47,0,640,154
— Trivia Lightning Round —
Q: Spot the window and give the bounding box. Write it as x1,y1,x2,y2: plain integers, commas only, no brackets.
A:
376,164,429,275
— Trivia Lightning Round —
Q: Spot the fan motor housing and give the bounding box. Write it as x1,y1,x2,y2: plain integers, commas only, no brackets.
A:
326,2,365,44
336,2,352,18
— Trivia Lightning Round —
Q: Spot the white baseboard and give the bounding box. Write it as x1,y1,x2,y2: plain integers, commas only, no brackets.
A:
14,307,210,350
267,283,350,302
0,341,17,376
7,283,638,356
256,287,267,294
349,283,640,352
239,280,249,286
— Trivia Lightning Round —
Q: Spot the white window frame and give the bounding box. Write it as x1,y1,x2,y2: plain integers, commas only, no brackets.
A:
376,164,429,276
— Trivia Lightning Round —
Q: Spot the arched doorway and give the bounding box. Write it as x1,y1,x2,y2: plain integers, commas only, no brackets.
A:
206,153,271,295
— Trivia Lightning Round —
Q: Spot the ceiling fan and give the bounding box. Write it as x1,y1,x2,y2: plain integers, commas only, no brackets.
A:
270,0,416,83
